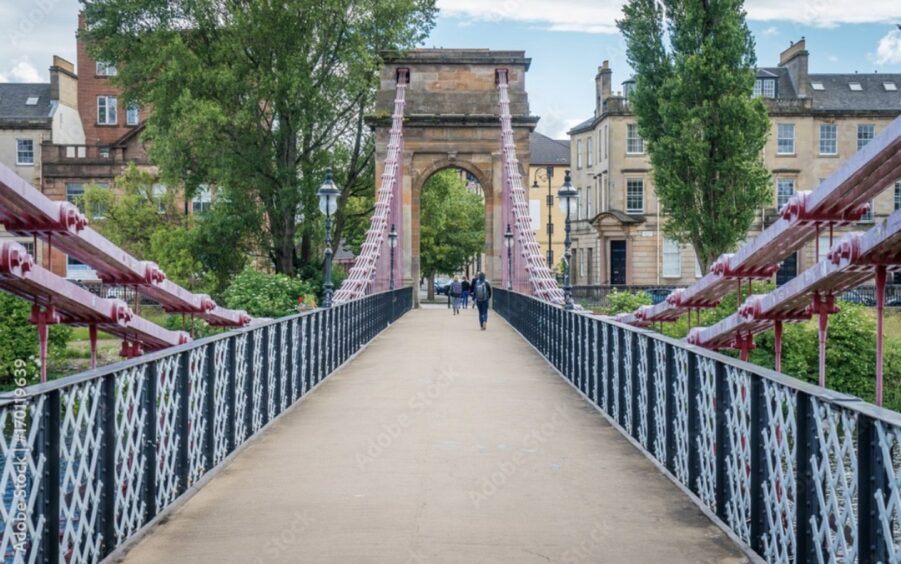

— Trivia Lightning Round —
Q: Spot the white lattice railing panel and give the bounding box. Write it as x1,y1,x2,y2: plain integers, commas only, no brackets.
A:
1,396,46,563
601,325,609,412
673,347,690,484
496,70,565,304
636,334,650,448
811,398,859,563
155,354,181,510
186,346,208,487
623,331,634,435
696,357,717,510
212,340,230,466
290,319,300,403
114,365,148,544
266,326,277,422
652,341,668,463
234,333,249,444
612,329,621,423
762,380,797,564
876,421,901,561
59,380,103,563
724,366,752,545
251,328,264,433
333,75,407,303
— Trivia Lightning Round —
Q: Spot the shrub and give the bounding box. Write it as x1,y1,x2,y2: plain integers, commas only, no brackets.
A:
0,293,71,389
223,268,316,318
604,289,652,315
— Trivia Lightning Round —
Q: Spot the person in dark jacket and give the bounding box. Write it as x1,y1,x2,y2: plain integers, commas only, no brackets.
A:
472,272,492,330
461,278,471,309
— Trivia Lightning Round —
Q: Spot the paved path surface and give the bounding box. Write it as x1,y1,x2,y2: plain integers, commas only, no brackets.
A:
121,308,746,564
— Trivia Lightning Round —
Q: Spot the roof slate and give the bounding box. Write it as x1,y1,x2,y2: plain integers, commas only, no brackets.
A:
0,83,52,123
807,73,901,111
529,131,570,166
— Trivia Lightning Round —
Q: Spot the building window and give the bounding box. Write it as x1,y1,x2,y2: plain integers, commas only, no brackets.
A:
576,139,582,169
66,182,85,211
97,95,118,125
819,124,837,155
192,186,212,214
857,124,875,150
753,78,776,98
776,178,795,210
663,239,682,278
811,81,824,91
817,234,832,262
96,61,117,76
849,82,862,91
587,137,593,167
626,178,644,213
152,183,167,213
586,184,593,219
126,103,140,126
777,123,795,155
99,146,110,159
598,130,603,163
623,81,634,99
860,199,874,223
626,124,644,154
16,139,34,165
895,180,901,211
603,125,608,159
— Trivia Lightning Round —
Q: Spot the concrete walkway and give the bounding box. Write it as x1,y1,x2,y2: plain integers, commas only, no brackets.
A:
120,308,746,564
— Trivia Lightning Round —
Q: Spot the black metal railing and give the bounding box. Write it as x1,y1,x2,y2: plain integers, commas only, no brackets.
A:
0,287,412,563
494,288,901,563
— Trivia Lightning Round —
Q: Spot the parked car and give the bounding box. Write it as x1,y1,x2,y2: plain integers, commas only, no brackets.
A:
840,289,876,306
645,288,672,305
434,278,451,295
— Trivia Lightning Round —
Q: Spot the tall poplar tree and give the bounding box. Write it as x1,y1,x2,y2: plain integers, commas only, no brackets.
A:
617,0,771,271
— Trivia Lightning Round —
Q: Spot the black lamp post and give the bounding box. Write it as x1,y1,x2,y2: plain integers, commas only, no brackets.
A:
504,223,514,290
557,170,578,310
317,169,340,308
533,165,555,269
388,223,398,290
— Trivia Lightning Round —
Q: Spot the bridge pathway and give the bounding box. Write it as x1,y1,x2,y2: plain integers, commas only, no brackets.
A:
120,307,745,563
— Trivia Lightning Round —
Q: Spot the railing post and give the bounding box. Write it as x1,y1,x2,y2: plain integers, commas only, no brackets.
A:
243,330,254,441
858,414,889,563
39,389,61,564
175,352,189,496
714,362,730,521
100,373,116,555
630,330,640,440
646,337,658,454
226,335,237,454
617,327,626,427
749,374,769,555
795,394,819,562
204,343,215,472
143,361,158,522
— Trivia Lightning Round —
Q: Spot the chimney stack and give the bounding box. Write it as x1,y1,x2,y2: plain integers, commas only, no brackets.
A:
596,60,612,116
49,56,78,109
779,37,809,98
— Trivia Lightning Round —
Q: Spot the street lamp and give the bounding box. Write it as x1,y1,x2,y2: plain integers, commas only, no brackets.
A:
534,165,555,269
388,223,398,290
504,223,514,290
317,168,340,308
557,169,578,310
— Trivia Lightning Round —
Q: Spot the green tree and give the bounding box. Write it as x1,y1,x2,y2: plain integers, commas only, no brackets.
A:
0,294,71,389
81,0,437,276
223,268,317,318
617,0,771,271
420,170,485,298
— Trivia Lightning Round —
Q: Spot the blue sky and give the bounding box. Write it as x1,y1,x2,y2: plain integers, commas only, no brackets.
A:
425,7,901,138
1,0,898,139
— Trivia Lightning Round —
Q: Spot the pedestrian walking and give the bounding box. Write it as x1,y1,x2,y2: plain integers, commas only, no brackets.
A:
472,272,492,330
461,278,471,309
450,276,464,315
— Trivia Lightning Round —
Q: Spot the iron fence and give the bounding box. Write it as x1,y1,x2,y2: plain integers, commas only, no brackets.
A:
494,288,901,563
0,287,412,563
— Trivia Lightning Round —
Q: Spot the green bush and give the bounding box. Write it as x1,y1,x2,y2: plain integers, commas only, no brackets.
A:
223,268,316,318
604,289,652,315
0,293,72,389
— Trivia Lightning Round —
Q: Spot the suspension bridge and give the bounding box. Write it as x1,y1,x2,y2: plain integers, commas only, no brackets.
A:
1,49,901,563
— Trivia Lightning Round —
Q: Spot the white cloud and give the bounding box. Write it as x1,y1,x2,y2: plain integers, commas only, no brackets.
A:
0,61,42,83
437,0,901,33
762,26,779,36
875,29,901,65
536,109,583,139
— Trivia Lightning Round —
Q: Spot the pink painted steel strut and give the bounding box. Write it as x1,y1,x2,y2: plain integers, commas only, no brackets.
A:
875,265,886,406
333,69,408,303
496,69,565,305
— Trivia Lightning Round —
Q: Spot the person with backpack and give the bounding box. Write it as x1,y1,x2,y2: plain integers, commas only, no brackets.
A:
461,277,471,309
472,272,492,330
449,276,464,315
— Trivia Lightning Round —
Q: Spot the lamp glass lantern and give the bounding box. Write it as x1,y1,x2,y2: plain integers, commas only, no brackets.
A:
388,225,398,249
317,170,340,217
557,171,579,216
504,224,514,249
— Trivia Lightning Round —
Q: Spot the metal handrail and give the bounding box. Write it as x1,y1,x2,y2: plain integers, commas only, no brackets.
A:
494,288,901,562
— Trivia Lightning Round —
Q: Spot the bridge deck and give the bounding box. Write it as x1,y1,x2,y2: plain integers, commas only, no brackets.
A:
119,307,745,563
